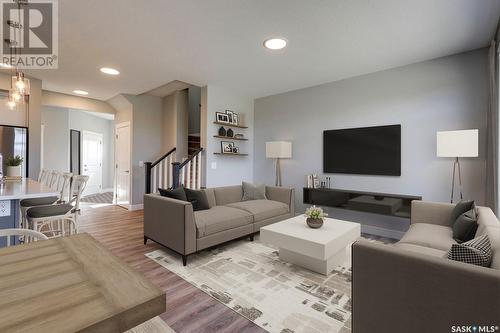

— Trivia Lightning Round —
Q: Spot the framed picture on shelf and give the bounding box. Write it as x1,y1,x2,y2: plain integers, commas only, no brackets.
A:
216,112,229,123
225,110,235,124
232,113,239,126
232,146,240,154
221,141,234,154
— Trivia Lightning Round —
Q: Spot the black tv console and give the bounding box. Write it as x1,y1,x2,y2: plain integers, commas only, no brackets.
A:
303,188,422,219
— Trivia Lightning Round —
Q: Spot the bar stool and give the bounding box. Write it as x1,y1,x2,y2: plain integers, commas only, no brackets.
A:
20,172,72,228
26,175,89,238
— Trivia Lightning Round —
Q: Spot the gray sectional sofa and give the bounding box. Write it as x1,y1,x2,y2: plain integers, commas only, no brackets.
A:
144,185,295,265
352,200,500,333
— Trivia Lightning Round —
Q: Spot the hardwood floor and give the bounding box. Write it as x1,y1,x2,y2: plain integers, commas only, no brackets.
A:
78,204,265,333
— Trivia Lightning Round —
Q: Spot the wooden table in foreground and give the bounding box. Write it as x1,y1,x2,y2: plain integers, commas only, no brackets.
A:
0,233,166,332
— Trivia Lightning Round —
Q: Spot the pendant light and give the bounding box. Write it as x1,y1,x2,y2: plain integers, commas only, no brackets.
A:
6,0,30,110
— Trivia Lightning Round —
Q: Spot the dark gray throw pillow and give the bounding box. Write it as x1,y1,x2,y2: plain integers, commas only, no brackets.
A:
184,188,210,211
158,186,187,201
452,207,478,243
242,181,267,201
449,200,475,225
448,234,492,267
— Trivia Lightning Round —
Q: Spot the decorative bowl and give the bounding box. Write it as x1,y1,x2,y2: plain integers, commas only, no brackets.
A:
306,218,323,229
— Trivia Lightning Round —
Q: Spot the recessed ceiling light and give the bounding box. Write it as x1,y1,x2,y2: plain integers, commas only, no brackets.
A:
263,38,287,50
73,89,89,95
100,67,120,75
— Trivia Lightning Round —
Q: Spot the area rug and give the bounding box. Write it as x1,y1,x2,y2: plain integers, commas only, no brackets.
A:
145,236,390,333
81,191,114,204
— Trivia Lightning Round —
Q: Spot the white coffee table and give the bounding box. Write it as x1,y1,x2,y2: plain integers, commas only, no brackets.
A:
260,215,361,275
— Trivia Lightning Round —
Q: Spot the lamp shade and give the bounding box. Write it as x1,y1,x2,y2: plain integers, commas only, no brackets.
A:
266,141,292,158
436,129,478,157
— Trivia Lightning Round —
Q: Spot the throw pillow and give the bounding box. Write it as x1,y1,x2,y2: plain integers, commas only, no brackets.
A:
158,186,187,201
449,200,475,226
242,181,267,201
447,234,492,267
184,188,210,211
452,206,478,243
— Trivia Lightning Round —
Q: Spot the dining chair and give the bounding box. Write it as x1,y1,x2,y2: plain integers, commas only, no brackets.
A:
26,175,89,238
0,228,48,247
20,172,72,228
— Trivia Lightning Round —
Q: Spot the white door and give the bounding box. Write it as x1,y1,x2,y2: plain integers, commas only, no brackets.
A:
82,131,103,196
115,122,131,208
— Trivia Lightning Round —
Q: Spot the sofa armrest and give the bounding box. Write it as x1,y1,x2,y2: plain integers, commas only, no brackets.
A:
411,200,455,226
352,240,500,333
266,186,295,216
144,194,196,255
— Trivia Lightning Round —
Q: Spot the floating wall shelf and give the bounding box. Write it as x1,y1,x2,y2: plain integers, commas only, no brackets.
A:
213,135,248,141
214,152,248,156
213,121,248,129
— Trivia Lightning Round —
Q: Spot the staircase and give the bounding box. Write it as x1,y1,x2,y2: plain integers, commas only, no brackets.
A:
188,135,201,158
145,146,203,193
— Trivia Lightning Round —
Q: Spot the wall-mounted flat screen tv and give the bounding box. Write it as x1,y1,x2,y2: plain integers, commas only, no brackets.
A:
323,124,401,176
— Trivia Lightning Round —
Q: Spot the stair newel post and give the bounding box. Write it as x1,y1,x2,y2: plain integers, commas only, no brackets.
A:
172,162,181,189
144,162,152,194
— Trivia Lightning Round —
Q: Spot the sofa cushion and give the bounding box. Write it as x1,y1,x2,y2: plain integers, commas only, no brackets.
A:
226,200,289,222
158,186,187,201
213,186,243,206
242,182,267,201
452,208,478,243
447,234,493,267
476,206,500,236
449,200,475,226
184,188,210,211
394,243,447,258
399,223,456,251
194,206,253,237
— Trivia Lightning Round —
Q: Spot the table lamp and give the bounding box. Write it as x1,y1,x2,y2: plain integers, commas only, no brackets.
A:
437,129,478,203
266,141,292,187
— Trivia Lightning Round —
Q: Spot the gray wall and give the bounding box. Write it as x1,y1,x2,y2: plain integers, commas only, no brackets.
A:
68,110,115,189
41,106,69,172
127,94,163,205
203,85,254,187
188,86,201,135
254,49,488,235
41,106,115,189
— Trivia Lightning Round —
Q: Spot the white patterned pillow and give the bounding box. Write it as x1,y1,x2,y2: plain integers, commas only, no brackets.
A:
447,234,492,267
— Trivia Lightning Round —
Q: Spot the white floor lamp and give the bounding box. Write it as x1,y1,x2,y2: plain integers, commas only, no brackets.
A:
266,141,292,187
437,129,479,203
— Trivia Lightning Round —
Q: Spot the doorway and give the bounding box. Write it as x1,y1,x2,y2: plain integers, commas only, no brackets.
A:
82,131,103,195
115,122,131,209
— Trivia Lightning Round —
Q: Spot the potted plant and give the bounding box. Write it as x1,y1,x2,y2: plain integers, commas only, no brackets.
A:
5,155,23,178
304,206,328,229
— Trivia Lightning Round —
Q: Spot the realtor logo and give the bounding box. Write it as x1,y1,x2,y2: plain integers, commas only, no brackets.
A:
0,0,58,68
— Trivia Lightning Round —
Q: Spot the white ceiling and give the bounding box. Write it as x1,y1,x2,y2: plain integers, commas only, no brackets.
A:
25,0,500,101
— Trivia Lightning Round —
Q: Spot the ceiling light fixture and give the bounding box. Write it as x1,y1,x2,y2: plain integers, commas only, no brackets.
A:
5,0,30,111
100,67,120,75
73,90,89,95
263,38,287,50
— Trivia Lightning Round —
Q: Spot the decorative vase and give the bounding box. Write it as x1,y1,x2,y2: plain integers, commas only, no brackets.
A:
6,165,21,178
306,218,323,229
227,128,234,137
218,127,227,136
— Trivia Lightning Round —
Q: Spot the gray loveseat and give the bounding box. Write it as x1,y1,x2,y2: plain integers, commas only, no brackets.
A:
352,201,500,333
144,185,295,265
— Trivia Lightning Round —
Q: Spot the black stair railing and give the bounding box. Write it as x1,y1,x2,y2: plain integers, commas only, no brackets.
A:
172,148,203,189
145,147,176,194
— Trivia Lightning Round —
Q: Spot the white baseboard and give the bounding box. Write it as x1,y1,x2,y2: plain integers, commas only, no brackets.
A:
101,188,114,193
361,224,405,240
128,204,144,211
